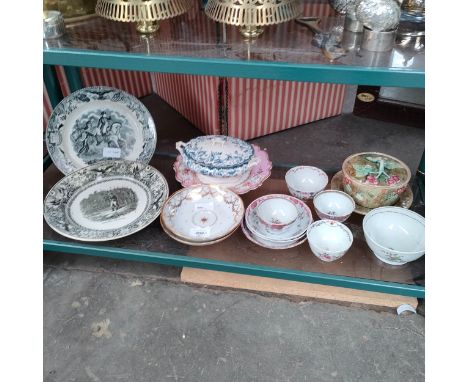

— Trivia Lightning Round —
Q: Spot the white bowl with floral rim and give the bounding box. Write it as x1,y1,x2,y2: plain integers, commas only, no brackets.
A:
245,194,313,242
363,206,425,265
285,166,328,200
313,190,356,222
307,220,353,262
161,185,244,242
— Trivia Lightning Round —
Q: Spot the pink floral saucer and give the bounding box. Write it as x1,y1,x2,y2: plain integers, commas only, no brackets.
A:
331,171,413,216
174,145,272,194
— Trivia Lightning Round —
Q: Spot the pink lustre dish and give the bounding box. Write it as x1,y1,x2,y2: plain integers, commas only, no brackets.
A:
174,144,272,194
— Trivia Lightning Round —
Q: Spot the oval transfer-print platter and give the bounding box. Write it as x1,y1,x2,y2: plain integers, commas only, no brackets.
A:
44,160,169,241
46,86,156,175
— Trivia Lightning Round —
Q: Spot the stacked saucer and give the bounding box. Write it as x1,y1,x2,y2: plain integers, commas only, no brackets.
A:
174,136,271,194
160,185,244,246
242,194,313,250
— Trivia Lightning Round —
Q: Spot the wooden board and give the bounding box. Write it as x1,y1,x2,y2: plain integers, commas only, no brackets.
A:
181,267,418,311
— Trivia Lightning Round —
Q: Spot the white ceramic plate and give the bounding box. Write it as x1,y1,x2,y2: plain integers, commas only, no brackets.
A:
241,220,307,250
160,216,237,246
161,185,244,242
46,86,156,175
245,194,313,242
43,160,169,241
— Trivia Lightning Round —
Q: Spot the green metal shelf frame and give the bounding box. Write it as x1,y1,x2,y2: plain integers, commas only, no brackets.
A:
42,39,425,299
43,48,425,88
44,240,425,298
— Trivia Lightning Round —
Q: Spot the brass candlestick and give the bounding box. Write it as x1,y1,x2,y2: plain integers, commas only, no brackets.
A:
205,0,301,39
95,0,192,34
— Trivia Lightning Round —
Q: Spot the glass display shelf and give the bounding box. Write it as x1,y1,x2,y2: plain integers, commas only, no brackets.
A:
43,154,425,298
43,3,424,88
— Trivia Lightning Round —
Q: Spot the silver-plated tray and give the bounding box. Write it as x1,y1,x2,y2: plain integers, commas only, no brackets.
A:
46,86,156,175
44,160,169,241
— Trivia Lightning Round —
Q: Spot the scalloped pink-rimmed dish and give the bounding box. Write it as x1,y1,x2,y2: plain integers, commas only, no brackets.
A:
174,144,272,194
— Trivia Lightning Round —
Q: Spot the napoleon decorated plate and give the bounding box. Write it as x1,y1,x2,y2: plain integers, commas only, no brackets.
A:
46,86,156,175
44,160,169,241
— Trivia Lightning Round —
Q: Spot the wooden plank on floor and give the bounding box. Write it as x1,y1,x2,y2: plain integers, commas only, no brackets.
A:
181,267,418,311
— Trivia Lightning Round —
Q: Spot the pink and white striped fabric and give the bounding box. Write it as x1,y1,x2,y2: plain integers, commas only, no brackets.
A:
227,79,345,140
154,73,221,135
43,82,53,130
80,68,153,97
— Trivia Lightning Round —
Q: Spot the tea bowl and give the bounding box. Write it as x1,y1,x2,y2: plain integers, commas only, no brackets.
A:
285,166,328,200
313,190,356,222
307,220,353,262
363,206,425,265
257,197,298,230
342,152,411,209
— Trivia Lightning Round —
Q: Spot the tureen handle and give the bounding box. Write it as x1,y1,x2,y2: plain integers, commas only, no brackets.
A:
175,141,186,155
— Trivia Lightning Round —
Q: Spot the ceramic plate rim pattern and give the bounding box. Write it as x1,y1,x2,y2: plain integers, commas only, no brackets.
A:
43,160,169,241
160,216,238,246
245,194,313,241
161,185,244,242
46,86,157,175
173,145,272,194
181,135,254,169
241,220,307,250
331,171,413,215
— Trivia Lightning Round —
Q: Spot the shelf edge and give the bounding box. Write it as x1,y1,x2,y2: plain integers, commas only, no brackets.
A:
44,240,425,298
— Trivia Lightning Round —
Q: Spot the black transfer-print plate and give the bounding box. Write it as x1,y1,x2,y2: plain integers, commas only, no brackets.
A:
46,86,156,175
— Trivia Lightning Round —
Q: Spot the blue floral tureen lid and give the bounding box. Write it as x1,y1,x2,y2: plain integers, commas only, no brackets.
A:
176,135,254,170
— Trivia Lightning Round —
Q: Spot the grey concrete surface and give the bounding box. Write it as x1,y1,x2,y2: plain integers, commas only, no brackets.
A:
44,267,424,382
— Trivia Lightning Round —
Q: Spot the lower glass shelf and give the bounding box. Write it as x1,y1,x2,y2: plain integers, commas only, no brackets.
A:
43,154,425,298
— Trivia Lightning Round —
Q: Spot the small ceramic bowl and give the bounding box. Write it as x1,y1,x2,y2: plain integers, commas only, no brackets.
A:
363,206,425,265
285,166,328,200
307,220,353,262
313,190,356,222
257,197,298,230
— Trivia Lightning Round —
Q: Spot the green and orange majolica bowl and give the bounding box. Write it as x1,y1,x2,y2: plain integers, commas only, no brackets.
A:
342,152,411,209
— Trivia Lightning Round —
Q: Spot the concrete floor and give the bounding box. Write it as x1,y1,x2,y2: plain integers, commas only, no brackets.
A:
44,94,425,381
44,266,424,382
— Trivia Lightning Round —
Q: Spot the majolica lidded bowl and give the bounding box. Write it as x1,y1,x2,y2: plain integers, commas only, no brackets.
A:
342,152,411,209
176,135,258,177
46,86,157,175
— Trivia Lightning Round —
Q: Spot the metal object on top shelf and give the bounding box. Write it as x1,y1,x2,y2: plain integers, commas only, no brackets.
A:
95,0,192,33
356,0,401,52
295,17,346,62
43,10,66,39
204,0,301,39
398,0,425,37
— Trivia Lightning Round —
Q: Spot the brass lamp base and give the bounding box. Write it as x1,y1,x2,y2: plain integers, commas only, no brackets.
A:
240,25,264,39
137,20,159,34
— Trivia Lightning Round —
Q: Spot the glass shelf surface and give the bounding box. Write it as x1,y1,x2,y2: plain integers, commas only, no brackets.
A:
43,3,424,87
43,154,425,292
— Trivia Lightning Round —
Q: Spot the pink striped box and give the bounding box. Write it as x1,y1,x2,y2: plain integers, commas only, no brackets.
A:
152,1,345,139
155,74,346,139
